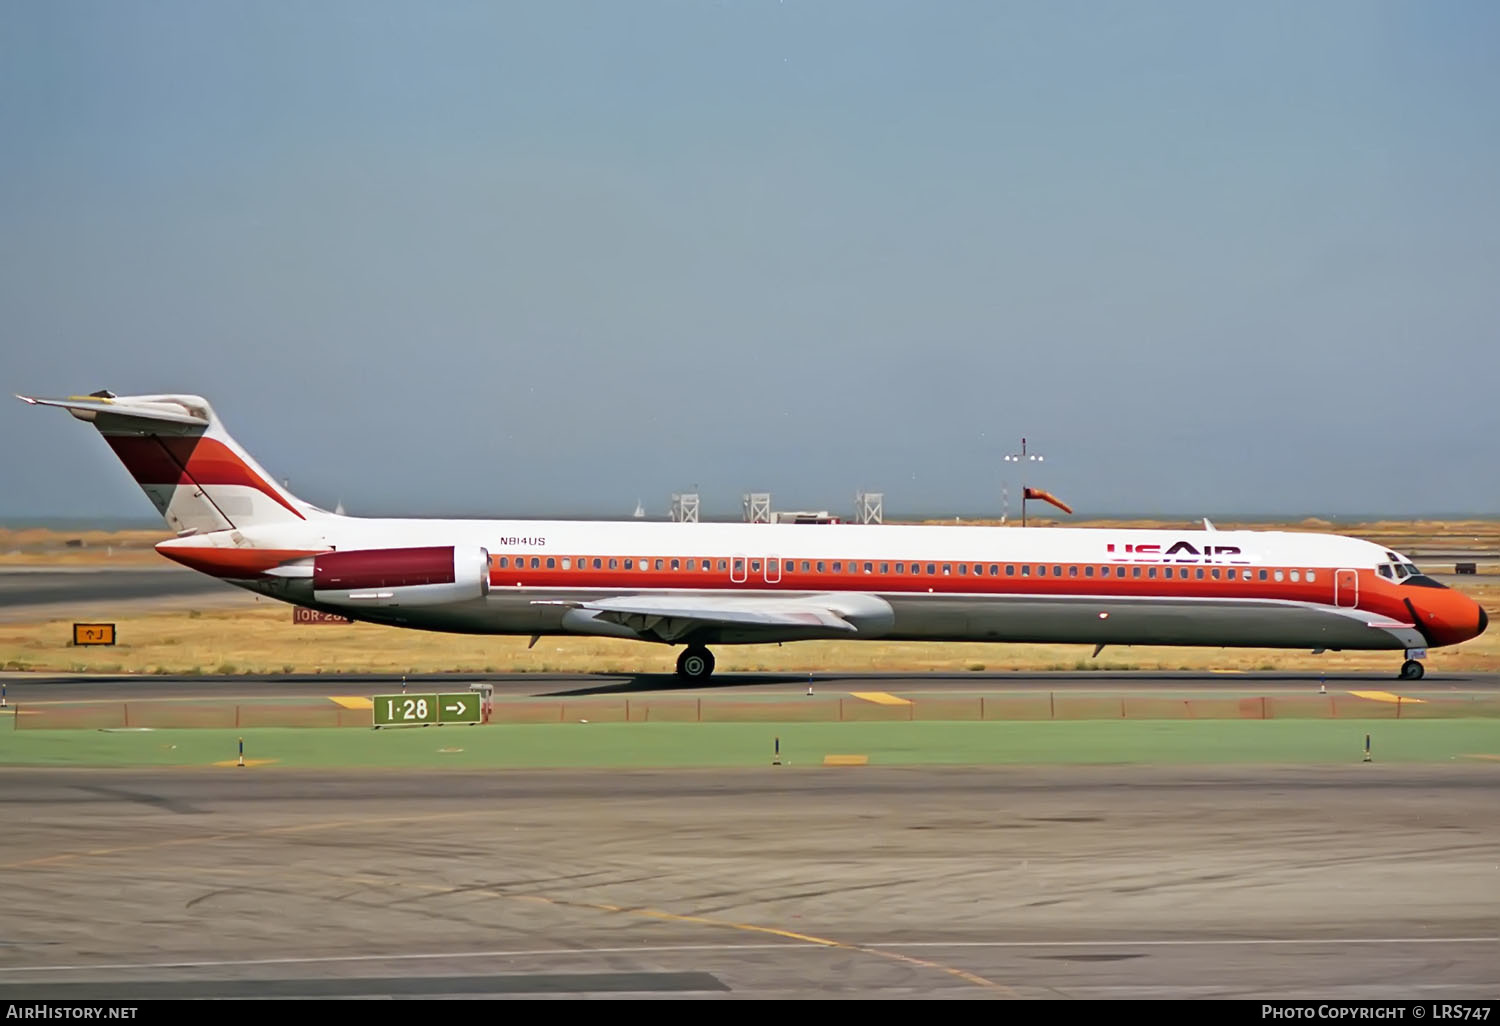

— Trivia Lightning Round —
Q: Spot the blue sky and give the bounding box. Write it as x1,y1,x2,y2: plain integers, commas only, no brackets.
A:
3,1,1497,521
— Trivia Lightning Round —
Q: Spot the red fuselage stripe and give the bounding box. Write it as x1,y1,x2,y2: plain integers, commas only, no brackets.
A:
483,553,1412,623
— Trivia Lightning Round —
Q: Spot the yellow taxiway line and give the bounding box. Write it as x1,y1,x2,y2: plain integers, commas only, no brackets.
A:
849,691,911,706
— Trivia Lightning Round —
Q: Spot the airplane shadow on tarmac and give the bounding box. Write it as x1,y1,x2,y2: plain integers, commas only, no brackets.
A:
532,669,1482,697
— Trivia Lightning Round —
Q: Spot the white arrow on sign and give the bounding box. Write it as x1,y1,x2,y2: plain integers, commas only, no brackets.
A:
445,703,466,713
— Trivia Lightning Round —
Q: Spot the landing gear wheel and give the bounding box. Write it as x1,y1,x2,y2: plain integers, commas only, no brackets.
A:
676,646,715,682
1399,659,1425,681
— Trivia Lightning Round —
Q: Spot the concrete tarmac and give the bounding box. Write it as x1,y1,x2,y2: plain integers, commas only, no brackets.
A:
0,766,1495,999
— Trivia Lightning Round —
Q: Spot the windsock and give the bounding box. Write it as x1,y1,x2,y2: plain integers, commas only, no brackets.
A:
1024,487,1073,515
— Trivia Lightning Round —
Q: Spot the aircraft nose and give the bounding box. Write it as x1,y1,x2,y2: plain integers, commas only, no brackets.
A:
1409,592,1490,647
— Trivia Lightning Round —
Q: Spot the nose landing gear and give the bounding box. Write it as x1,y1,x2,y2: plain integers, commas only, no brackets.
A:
676,645,715,682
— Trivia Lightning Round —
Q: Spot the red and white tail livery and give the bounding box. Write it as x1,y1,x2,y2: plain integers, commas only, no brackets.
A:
20,391,1488,682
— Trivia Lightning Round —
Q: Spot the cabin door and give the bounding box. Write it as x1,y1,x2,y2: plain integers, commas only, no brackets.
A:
1334,569,1358,608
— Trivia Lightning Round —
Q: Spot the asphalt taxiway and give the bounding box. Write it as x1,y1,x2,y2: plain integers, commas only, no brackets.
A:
0,765,1494,999
0,566,241,608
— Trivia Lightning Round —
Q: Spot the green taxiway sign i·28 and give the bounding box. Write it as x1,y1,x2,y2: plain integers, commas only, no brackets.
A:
372,693,481,727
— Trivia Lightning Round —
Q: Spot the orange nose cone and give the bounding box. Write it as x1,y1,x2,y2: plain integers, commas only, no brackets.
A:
1417,592,1491,647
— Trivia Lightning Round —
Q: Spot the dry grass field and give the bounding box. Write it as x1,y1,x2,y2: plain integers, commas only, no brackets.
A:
0,527,167,566
2,521,1496,676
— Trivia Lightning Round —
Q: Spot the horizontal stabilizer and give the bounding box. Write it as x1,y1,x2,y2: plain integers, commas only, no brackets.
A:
16,393,210,426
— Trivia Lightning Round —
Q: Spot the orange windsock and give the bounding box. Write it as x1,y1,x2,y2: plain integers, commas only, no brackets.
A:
1024,487,1073,515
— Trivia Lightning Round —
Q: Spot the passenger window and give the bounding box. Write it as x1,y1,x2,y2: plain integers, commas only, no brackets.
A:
1290,570,1300,582
611,559,620,569
1195,568,1204,579
498,557,509,569
1228,569,1238,580
880,563,889,574
545,557,554,569
1021,565,1031,577
1037,566,1046,577
1053,565,1062,577
751,560,761,573
832,562,842,573
942,564,951,575
910,563,920,574
958,564,968,576
927,564,937,575
1259,569,1267,581
817,561,825,572
1274,570,1284,582
670,559,680,571
1115,567,1125,578
1212,568,1221,579
989,565,999,576
1006,565,1015,576
864,562,874,573
1132,567,1141,578
1307,570,1316,583
895,563,904,574
734,559,744,574
531,557,541,568
1069,566,1078,577
1085,566,1094,577
654,559,664,570
561,558,570,570
801,561,810,571
718,560,727,571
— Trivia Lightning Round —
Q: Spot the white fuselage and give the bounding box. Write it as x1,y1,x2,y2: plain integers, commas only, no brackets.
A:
169,516,1456,654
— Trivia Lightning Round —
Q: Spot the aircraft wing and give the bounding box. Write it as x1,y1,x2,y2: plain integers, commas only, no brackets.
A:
533,594,859,641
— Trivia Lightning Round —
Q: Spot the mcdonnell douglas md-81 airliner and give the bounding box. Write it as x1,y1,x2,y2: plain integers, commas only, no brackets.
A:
21,392,1488,681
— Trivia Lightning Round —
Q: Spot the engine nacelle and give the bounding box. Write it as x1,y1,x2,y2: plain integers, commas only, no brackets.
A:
312,546,490,608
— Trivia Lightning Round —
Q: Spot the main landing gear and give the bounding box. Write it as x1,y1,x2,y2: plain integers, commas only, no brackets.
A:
1399,659,1425,681
676,645,715,682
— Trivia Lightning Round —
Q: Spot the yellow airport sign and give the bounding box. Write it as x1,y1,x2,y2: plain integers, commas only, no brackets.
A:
72,622,116,646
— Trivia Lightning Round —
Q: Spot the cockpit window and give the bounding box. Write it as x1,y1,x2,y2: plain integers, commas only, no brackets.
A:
1378,565,1392,579
1402,574,1446,589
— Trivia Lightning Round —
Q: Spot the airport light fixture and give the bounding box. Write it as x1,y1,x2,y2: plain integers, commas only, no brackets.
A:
1003,437,1045,527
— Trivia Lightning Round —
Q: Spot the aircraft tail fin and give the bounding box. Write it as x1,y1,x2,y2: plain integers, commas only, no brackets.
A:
18,391,327,535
